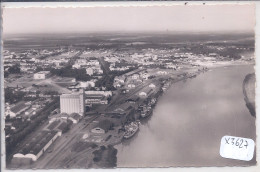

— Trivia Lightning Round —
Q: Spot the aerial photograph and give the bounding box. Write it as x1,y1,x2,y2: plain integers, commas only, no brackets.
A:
2,3,256,169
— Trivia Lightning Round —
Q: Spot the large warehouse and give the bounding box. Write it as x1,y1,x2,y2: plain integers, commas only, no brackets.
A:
13,130,61,162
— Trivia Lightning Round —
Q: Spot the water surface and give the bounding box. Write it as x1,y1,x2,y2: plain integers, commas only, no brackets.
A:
116,65,256,167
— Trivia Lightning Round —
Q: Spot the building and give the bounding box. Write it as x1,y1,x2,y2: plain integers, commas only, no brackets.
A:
13,131,61,162
49,113,68,123
69,113,82,123
86,68,94,76
141,73,150,80
49,112,82,124
85,95,108,105
5,102,30,118
24,108,36,117
139,92,147,97
113,76,126,88
114,83,122,88
60,90,85,116
131,74,140,80
33,71,50,80
91,120,114,134
127,84,136,88
79,81,95,88
149,83,156,88
157,71,168,75
85,91,112,97
110,103,136,124
138,89,153,98
114,76,126,83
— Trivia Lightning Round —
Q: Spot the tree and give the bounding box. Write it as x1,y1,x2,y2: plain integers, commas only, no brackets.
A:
8,64,21,74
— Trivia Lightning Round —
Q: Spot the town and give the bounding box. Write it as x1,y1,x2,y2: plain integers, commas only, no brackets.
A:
3,34,254,168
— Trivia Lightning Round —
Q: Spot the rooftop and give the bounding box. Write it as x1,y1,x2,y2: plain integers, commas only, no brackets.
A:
35,71,50,74
70,113,82,120
17,130,58,155
94,120,114,133
10,101,29,113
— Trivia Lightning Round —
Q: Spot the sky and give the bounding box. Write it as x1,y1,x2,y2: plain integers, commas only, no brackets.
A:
3,4,255,34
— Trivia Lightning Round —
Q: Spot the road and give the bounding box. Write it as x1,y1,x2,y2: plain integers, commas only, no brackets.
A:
66,50,83,67
97,57,110,75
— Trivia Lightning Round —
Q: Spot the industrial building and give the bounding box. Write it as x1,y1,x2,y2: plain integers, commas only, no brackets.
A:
85,95,109,105
85,91,112,105
85,91,112,97
60,90,85,116
91,120,114,134
12,118,73,164
13,131,61,162
49,112,82,124
5,101,30,118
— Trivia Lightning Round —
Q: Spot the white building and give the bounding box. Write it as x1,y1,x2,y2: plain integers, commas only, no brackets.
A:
86,68,94,76
79,81,95,88
85,91,112,97
131,74,140,80
127,84,136,88
139,92,147,97
157,71,168,75
149,83,156,88
141,73,150,80
60,90,85,116
33,71,50,80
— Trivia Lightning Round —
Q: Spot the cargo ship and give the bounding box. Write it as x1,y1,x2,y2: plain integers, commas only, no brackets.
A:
140,109,152,118
150,98,157,107
124,121,139,139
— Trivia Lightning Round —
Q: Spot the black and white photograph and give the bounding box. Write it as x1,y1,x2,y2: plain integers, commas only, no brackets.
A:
1,2,257,169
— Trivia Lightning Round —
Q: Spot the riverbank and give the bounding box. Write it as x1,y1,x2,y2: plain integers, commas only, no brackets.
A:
16,62,254,169
84,65,210,168
115,63,256,167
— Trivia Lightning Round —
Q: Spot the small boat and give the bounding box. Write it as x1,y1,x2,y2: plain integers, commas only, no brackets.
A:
124,121,139,139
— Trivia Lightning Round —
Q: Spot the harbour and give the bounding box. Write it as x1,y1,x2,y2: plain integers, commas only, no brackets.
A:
116,64,256,167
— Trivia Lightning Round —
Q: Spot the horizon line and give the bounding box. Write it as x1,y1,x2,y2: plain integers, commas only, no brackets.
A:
3,30,255,37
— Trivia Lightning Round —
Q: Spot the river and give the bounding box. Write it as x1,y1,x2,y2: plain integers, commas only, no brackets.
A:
116,64,256,167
